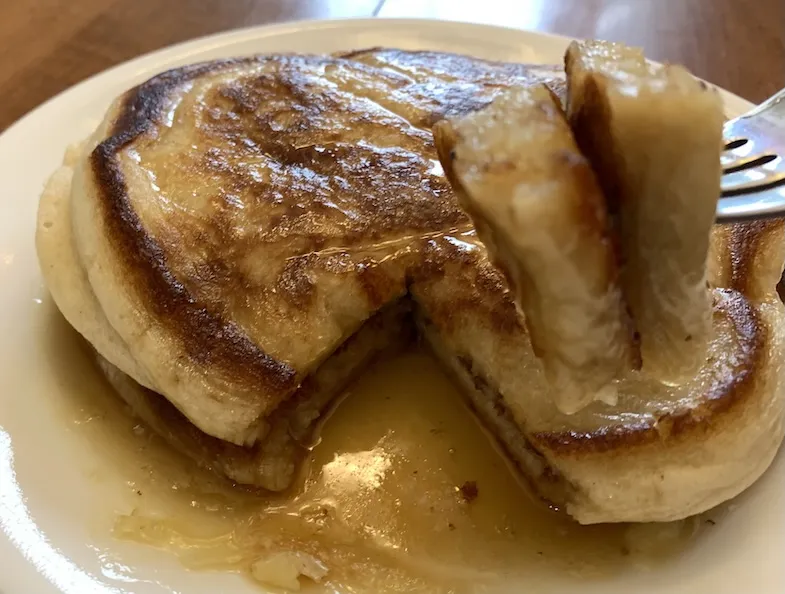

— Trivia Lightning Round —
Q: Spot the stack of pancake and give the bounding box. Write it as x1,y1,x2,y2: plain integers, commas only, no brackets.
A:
36,45,785,524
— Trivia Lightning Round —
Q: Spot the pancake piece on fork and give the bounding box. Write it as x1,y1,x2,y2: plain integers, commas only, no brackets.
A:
565,39,725,384
433,84,639,414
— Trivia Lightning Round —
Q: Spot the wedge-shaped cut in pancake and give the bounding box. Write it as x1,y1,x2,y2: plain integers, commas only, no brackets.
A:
565,40,724,383
412,221,785,523
37,48,785,523
433,85,638,414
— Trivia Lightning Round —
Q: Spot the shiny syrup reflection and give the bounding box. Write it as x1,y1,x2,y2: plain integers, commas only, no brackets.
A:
93,349,712,593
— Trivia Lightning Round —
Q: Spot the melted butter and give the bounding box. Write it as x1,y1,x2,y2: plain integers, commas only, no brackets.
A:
48,322,719,593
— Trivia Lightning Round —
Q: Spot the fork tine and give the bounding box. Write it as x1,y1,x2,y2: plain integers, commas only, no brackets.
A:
724,137,749,150
722,155,784,190
717,185,785,222
717,88,785,219
723,153,779,174
721,172,785,197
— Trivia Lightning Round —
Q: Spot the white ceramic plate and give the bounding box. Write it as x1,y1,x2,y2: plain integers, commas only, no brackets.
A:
1,17,782,594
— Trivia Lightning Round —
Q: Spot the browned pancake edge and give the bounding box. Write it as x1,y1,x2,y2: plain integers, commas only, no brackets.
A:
90,57,297,400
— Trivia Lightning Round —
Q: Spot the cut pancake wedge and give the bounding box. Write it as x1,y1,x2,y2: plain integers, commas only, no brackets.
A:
433,84,638,414
36,143,412,490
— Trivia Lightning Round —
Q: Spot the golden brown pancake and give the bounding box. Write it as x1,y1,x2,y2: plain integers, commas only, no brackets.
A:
36,48,785,523
71,51,562,444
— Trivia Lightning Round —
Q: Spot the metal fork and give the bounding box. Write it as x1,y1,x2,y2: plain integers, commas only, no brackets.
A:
718,87,785,222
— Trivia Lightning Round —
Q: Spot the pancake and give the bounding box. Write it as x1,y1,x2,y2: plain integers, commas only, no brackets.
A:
65,50,563,447
36,48,785,523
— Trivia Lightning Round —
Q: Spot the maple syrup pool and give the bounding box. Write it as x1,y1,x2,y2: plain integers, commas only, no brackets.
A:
47,306,721,593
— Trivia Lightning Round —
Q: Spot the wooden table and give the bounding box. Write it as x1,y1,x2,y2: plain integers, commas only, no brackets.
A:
1,0,782,131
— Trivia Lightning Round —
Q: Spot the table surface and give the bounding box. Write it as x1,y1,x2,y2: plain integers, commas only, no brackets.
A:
1,0,783,131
